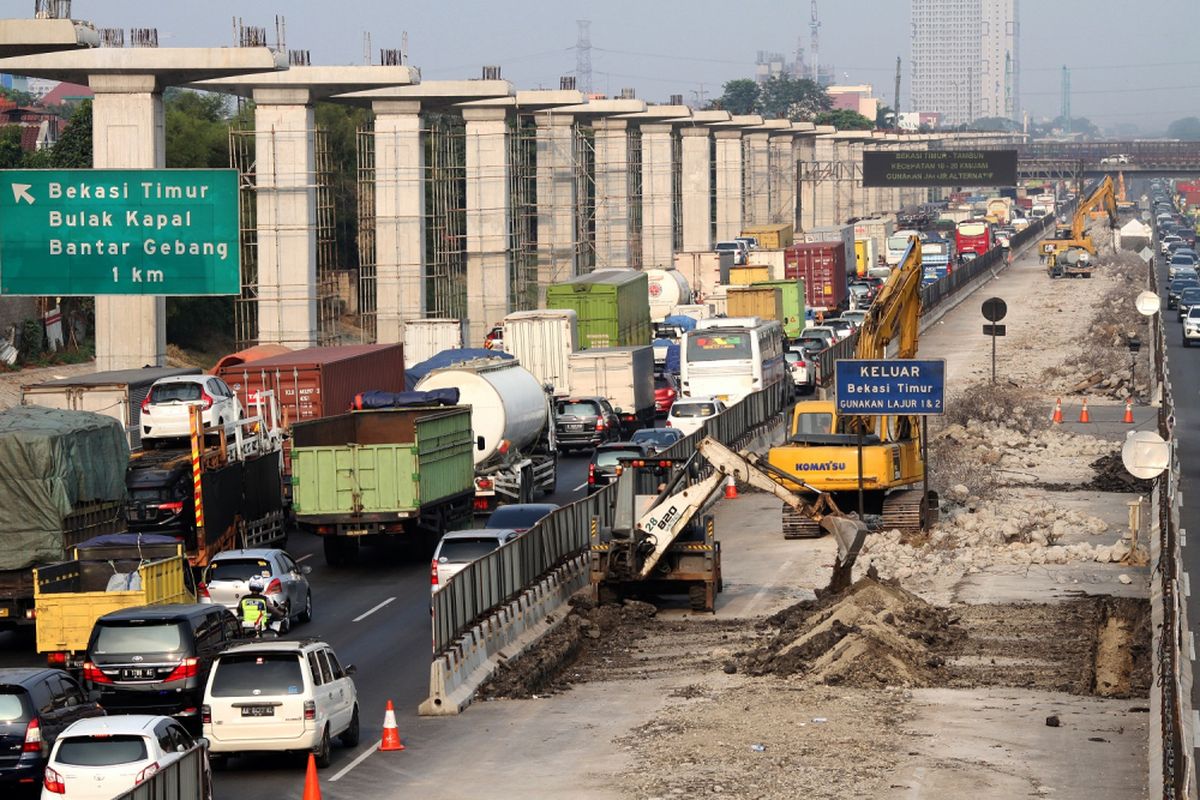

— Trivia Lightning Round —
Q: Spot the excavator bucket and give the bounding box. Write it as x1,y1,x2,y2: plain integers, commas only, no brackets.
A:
820,515,870,594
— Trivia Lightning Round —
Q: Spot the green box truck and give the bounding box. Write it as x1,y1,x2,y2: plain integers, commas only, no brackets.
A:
545,269,652,349
290,406,476,565
752,278,807,339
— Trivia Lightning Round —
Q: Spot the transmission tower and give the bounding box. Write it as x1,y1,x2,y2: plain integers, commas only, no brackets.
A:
576,20,592,96
809,1,820,83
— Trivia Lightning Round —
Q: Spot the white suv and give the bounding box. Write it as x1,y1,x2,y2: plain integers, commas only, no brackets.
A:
1184,306,1200,347
141,375,242,441
202,640,358,769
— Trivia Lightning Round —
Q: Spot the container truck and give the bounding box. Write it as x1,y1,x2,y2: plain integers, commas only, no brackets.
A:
674,251,733,301
672,304,713,322
728,265,771,286
752,279,806,339
566,346,656,437
291,404,477,565
0,407,128,629
726,286,784,329
404,319,465,365
645,268,693,323
415,359,558,513
798,225,855,275
739,223,794,250
784,242,849,313
545,269,652,350
851,217,895,273
502,310,578,397
985,197,1013,226
749,248,788,281
22,367,202,449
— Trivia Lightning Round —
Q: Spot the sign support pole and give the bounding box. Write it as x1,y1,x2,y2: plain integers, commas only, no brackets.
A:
921,416,929,527
991,325,997,384
857,428,865,518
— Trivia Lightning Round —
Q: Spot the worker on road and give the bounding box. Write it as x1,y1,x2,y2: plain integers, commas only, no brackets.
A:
239,577,287,634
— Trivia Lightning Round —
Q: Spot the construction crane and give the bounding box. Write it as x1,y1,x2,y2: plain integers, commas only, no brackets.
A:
766,237,937,536
1039,175,1118,278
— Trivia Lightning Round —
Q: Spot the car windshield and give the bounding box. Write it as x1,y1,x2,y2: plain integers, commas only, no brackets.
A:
594,449,641,468
437,537,506,563
92,622,185,655
795,413,834,435
1190,307,1200,319
632,430,678,446
1172,256,1197,264
672,403,717,418
150,382,201,403
55,735,149,766
784,351,801,364
557,401,599,417
205,558,273,583
486,506,554,529
1181,289,1200,302
0,689,27,722
210,653,304,698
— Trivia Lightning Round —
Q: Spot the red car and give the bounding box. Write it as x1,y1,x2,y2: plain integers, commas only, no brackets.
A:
654,373,679,415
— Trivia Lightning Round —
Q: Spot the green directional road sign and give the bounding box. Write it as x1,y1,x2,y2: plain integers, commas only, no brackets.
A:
0,168,240,296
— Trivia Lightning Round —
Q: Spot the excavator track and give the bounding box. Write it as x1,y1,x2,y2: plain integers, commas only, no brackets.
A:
782,503,825,539
881,489,938,532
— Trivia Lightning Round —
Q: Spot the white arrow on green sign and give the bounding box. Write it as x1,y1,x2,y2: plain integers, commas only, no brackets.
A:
0,168,240,296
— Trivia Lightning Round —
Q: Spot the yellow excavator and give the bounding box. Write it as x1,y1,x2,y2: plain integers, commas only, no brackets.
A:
767,237,937,537
1040,175,1118,278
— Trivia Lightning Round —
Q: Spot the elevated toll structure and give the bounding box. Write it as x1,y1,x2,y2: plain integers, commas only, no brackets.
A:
679,110,731,252
709,114,763,242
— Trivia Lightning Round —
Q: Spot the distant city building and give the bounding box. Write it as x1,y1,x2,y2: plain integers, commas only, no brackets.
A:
25,77,56,99
754,48,834,87
38,81,92,107
827,85,880,122
898,111,942,131
0,74,28,93
910,0,1020,125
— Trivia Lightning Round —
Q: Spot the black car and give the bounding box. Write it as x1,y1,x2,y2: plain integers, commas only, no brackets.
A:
630,427,685,455
556,397,620,452
0,668,104,789
484,503,558,533
587,442,651,494
1167,278,1200,309
125,452,195,547
83,604,241,727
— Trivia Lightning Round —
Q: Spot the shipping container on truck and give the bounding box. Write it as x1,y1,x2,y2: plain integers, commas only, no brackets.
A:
673,251,733,301
545,269,652,349
752,279,806,339
502,310,578,397
22,367,202,450
291,405,477,565
403,319,465,365
784,242,849,313
739,223,794,250
749,248,788,281
727,264,771,286
725,286,784,328
797,225,855,276
566,346,656,437
852,217,895,273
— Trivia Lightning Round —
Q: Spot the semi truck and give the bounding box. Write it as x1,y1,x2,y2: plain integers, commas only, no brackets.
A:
784,242,849,313
545,269,652,349
290,403,477,565
415,359,559,513
645,268,693,323
404,319,465,365
567,346,656,437
501,310,578,397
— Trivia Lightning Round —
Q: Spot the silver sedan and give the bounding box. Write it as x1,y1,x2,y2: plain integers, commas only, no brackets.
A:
199,548,313,631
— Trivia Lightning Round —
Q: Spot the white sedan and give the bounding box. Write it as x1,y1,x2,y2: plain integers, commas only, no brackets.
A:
140,375,242,442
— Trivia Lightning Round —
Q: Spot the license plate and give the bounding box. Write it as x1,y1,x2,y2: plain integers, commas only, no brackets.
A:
121,668,155,680
241,705,274,717
567,423,584,431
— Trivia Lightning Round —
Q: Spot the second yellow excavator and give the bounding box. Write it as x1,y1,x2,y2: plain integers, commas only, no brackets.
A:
1040,175,1118,278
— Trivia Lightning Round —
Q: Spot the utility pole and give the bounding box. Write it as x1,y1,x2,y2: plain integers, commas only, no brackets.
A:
893,56,901,127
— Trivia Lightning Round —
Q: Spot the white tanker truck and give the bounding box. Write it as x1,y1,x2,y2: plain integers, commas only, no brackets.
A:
416,358,558,513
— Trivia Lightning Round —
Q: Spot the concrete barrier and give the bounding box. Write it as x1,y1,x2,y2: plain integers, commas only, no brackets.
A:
419,554,589,716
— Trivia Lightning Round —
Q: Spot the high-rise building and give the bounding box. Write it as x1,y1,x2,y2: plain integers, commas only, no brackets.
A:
910,0,1019,126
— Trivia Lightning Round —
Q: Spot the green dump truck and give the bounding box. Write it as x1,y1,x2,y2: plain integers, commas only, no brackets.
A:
752,278,807,339
545,269,652,349
290,405,476,565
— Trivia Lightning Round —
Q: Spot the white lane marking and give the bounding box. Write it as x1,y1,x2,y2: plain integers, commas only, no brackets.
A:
1195,711,1200,749
1184,528,1188,548
1185,572,1191,598
296,554,313,563
573,482,588,492
352,597,396,623
329,739,382,782
1190,631,1196,662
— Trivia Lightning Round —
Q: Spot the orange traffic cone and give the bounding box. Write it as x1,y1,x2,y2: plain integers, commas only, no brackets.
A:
1123,398,1134,424
380,700,405,752
302,753,321,800
1051,397,1063,424
724,474,738,500
1078,398,1090,424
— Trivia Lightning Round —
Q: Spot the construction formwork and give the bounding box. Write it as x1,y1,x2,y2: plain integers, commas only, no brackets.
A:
508,116,538,313
573,124,597,276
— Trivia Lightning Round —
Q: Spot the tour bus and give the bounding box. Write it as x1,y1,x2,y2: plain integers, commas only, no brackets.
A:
955,219,994,260
680,317,786,406
885,229,922,266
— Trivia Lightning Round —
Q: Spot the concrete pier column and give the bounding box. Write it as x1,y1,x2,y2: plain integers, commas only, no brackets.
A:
640,123,675,268
812,136,837,228
680,127,713,252
744,131,772,226
91,74,165,370
462,106,511,344
593,118,633,268
714,130,744,242
371,100,424,344
851,142,869,218
770,133,796,225
535,112,577,299
253,88,318,349
796,134,817,231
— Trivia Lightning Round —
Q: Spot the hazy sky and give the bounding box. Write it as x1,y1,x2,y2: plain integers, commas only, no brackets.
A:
40,0,1200,133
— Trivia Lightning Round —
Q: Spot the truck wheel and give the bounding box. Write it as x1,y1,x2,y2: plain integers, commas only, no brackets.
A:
688,584,707,611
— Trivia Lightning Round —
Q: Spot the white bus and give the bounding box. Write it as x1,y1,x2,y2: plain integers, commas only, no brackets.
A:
680,317,786,405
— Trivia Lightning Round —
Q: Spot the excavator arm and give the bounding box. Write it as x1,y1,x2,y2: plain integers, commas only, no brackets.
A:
1071,175,1118,241
854,237,924,361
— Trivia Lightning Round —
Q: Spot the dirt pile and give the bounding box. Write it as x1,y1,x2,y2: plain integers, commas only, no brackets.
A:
741,578,963,687
1088,452,1155,493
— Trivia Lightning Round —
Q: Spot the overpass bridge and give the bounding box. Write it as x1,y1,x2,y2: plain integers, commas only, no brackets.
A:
1015,141,1200,182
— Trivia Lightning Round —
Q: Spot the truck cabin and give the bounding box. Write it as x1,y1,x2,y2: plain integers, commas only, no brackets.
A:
790,400,915,444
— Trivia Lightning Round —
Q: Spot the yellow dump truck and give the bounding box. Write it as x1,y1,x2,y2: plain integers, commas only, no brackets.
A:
34,534,196,667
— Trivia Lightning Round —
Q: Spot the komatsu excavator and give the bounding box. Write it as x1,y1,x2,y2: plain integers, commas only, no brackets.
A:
1040,175,1118,278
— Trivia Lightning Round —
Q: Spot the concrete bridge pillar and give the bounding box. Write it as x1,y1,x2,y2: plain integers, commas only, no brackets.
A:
594,117,634,268
812,136,838,228
770,133,796,225
535,112,578,300
462,106,511,344
714,130,744,242
371,100,425,345
744,131,772,226
680,126,713,252
640,123,675,268
796,134,817,231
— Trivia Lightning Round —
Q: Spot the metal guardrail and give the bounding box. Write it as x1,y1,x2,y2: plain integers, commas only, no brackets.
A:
110,746,207,800
431,383,786,655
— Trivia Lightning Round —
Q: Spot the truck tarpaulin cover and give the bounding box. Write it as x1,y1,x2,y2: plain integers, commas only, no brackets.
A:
353,389,461,409
0,407,128,571
661,315,698,332
404,349,513,390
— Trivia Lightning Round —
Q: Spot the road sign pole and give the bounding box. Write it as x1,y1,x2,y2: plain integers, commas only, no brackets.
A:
921,416,929,527
857,429,865,519
991,325,997,384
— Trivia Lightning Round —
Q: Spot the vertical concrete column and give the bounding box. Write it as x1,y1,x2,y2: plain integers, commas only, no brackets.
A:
851,143,870,218
535,112,577,301
769,134,796,225
834,141,854,224
680,127,713,252
253,88,317,348
640,123,675,269
593,118,632,268
796,135,816,231
90,74,166,370
713,130,743,242
812,137,837,228
372,100,424,344
744,131,771,226
463,106,511,344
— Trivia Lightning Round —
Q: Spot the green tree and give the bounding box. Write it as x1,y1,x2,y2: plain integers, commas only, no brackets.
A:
969,116,1020,133
315,102,372,270
715,79,760,115
813,108,874,130
0,125,25,168
164,89,231,168
875,105,895,128
1167,117,1200,141
50,99,91,167
759,75,831,121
